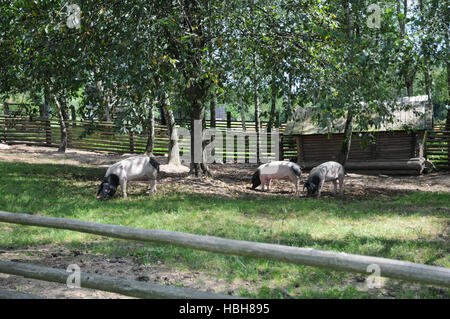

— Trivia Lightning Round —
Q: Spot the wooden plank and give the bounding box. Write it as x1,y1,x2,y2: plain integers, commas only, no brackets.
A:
0,211,449,288
0,261,237,299
0,288,44,299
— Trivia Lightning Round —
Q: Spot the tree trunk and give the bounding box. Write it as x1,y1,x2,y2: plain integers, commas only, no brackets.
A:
70,105,76,127
210,95,216,128
337,110,353,166
267,77,277,133
240,100,246,131
3,102,9,116
60,94,69,122
52,95,67,153
161,93,181,166
209,95,218,163
406,79,414,96
189,99,211,176
419,0,432,102
424,63,431,101
447,62,450,105
39,102,45,118
145,98,155,156
337,0,354,166
43,87,50,118
397,0,416,97
189,98,211,176
253,57,261,164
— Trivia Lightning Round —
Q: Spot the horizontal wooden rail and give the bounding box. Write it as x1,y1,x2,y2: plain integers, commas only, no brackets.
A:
1,115,293,159
0,261,237,299
0,288,44,299
0,211,449,288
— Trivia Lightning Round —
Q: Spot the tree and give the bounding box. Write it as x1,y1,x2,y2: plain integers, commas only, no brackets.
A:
3,1,90,152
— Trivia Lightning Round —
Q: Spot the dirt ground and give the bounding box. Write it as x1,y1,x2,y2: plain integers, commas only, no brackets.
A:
0,144,449,299
1,143,449,198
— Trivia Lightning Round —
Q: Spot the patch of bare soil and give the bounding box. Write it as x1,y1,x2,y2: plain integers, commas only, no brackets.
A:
1,244,446,300
0,243,254,299
1,144,449,199
0,144,449,299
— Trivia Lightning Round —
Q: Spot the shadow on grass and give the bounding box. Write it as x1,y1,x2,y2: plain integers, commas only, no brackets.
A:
0,161,449,222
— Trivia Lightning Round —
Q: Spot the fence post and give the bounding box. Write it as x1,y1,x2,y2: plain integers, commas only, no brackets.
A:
226,112,231,129
45,119,52,146
279,136,284,160
3,103,9,116
446,111,450,170
224,111,232,163
130,131,135,153
66,120,72,148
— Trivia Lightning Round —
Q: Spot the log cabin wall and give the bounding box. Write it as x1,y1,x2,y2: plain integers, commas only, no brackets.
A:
296,130,425,167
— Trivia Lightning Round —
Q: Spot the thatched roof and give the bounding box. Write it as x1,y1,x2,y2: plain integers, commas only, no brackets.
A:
283,96,432,136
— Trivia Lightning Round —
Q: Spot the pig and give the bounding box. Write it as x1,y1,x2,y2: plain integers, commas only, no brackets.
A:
304,161,344,198
97,156,160,200
251,161,301,195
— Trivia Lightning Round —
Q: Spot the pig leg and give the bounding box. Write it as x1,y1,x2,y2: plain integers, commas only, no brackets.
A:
147,172,157,194
267,179,271,191
317,179,325,198
120,179,127,198
332,180,337,196
339,176,344,197
149,178,157,194
289,176,299,196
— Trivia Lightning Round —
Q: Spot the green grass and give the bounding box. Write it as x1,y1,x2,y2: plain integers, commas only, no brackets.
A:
0,161,449,298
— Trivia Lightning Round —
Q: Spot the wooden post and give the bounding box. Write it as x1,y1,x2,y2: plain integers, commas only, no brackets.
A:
45,119,52,146
0,211,449,288
130,131,135,153
410,132,417,158
245,135,249,164
210,98,216,129
296,135,303,164
0,261,237,299
66,120,71,148
446,111,450,170
227,111,231,129
225,111,232,163
0,288,44,299
279,136,284,160
0,289,45,299
2,103,8,143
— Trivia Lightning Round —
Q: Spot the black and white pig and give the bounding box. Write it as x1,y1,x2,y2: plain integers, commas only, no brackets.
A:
97,156,160,200
304,161,344,198
251,161,301,195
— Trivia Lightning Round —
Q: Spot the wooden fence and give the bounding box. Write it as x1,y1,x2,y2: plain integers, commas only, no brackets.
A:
0,260,236,299
0,210,449,300
0,115,297,162
426,124,450,170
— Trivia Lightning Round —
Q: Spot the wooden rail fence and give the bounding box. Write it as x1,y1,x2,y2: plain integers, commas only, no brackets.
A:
1,211,449,293
2,114,448,170
426,124,450,170
0,260,237,299
0,115,297,162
